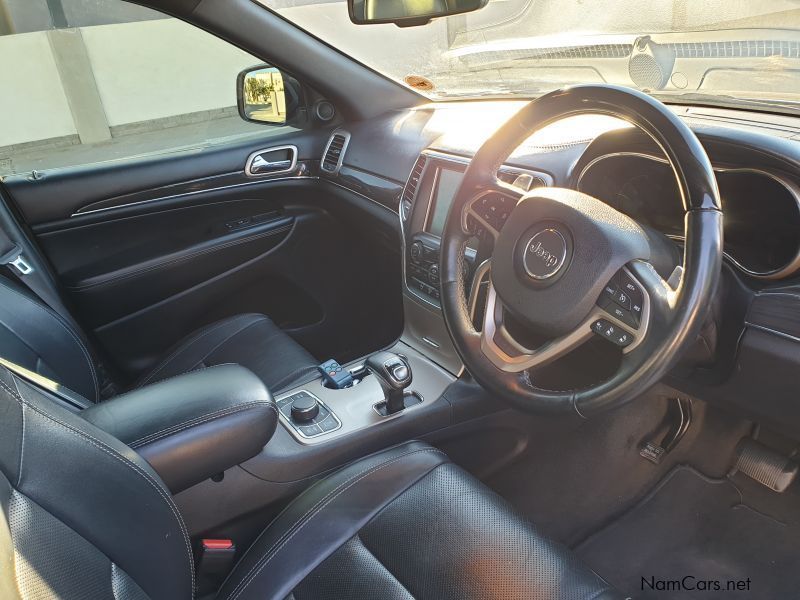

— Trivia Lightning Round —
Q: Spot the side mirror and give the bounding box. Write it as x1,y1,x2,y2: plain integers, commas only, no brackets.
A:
237,65,293,125
348,0,488,26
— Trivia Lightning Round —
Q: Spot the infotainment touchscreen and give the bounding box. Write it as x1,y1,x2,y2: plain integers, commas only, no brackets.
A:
426,168,465,237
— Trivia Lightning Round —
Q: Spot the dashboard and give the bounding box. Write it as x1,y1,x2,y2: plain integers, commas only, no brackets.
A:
319,100,800,435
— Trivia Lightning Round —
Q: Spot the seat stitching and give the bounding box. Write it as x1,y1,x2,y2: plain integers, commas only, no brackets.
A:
0,377,195,594
138,317,252,386
10,375,26,487
129,401,277,448
138,315,264,387
184,318,273,373
0,279,99,400
226,447,446,600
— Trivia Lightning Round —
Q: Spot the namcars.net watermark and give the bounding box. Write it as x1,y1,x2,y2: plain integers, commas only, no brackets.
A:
642,576,752,593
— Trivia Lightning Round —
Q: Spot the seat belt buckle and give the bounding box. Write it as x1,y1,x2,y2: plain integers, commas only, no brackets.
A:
0,246,33,276
196,539,237,595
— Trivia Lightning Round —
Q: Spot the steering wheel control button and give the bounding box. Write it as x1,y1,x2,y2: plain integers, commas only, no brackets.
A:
474,194,514,230
290,395,319,423
613,288,632,310
592,319,634,347
618,273,644,302
607,304,638,329
522,227,568,280
602,282,617,300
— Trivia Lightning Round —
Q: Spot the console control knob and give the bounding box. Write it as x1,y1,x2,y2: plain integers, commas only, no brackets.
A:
410,241,424,264
291,395,319,422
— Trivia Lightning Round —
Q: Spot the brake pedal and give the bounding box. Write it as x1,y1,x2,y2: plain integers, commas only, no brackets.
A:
734,438,798,493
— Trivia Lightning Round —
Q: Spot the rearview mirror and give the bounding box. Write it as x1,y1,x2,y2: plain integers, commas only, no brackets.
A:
237,66,288,125
348,0,488,26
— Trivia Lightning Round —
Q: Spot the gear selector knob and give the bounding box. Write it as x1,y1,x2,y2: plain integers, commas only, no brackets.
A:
365,351,412,415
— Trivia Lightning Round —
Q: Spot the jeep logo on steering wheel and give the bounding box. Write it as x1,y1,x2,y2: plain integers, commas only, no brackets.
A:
523,228,567,280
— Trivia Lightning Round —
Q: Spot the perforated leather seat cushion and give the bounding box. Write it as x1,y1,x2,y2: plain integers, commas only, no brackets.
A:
217,441,623,600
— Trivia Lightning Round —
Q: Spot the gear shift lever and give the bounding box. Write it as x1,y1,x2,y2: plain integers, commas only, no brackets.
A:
365,351,412,415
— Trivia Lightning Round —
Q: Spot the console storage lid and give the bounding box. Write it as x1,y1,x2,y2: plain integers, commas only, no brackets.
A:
82,364,276,493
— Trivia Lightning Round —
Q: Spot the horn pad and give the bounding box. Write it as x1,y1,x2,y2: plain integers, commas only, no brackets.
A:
491,187,651,337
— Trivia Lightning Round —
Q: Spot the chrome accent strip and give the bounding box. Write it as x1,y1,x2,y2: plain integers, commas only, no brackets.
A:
576,151,800,279
71,175,317,217
745,323,800,344
320,130,351,175
421,336,440,348
244,144,297,177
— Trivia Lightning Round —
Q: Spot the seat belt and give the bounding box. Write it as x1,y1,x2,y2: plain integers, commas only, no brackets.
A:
0,218,77,329
0,197,119,399
0,356,91,412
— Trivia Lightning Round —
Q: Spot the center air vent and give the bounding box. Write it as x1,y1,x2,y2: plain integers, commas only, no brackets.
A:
321,131,350,174
401,155,427,220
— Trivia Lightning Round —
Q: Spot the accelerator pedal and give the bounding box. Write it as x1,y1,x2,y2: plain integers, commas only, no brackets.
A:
734,438,798,493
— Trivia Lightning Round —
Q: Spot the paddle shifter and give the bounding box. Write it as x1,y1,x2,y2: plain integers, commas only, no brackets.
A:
365,351,412,415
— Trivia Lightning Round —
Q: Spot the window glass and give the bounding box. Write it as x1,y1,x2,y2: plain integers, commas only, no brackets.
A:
0,0,270,176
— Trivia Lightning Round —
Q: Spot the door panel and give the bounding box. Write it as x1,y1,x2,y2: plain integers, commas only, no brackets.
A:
4,130,326,224
6,130,403,382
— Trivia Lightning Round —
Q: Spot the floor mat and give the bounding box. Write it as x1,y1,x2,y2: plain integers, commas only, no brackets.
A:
575,465,800,599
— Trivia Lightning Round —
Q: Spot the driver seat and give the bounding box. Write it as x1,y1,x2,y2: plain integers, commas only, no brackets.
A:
0,362,621,599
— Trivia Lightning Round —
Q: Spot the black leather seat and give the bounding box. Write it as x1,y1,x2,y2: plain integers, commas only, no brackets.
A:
0,275,319,401
0,362,621,600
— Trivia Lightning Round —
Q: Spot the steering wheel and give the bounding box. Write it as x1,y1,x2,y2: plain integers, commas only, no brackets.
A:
439,84,723,416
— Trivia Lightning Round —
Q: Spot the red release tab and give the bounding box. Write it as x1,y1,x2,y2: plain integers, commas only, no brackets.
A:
202,539,234,550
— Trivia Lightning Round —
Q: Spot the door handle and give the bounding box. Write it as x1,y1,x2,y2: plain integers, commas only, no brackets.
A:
245,145,298,177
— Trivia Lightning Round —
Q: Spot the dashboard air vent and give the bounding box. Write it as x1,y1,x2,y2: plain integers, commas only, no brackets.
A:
401,155,427,220
321,131,350,174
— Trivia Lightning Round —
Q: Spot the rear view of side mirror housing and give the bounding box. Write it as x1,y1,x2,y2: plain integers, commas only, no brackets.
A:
348,0,489,27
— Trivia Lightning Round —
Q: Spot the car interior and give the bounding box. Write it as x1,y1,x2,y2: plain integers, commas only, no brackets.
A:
1,0,799,598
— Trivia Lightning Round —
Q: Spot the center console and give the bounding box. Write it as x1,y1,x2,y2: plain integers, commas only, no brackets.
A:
272,341,450,445
399,150,553,373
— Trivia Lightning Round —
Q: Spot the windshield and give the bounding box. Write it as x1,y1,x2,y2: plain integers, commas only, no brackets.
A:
259,0,800,112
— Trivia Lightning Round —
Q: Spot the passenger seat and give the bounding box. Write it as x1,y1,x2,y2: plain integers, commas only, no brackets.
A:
0,275,319,403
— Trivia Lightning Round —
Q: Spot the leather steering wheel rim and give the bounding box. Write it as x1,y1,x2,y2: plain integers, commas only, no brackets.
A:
439,84,723,417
